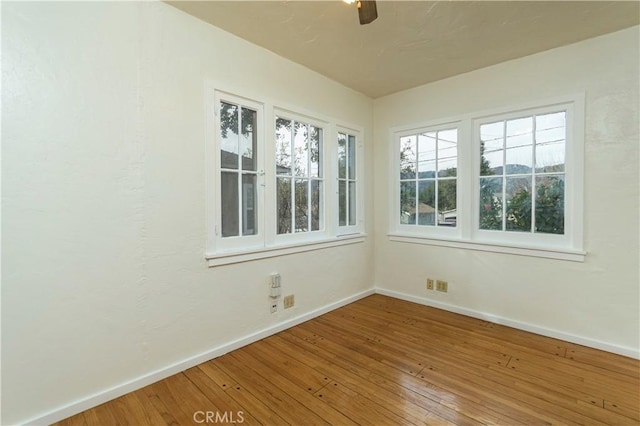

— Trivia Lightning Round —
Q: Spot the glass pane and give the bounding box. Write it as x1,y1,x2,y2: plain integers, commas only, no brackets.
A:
221,172,239,237
536,112,565,144
310,125,321,178
294,122,309,177
348,181,356,226
276,177,291,234
240,107,257,171
275,118,292,176
295,179,309,232
506,117,533,148
338,180,346,226
480,121,504,176
220,102,239,170
535,141,565,173
535,113,565,173
348,135,356,180
505,176,532,232
241,174,257,236
479,177,503,230
338,133,347,179
400,181,416,225
418,180,435,226
311,180,321,231
506,145,533,174
438,179,457,227
535,175,565,234
438,129,457,177
417,133,436,179
400,135,417,179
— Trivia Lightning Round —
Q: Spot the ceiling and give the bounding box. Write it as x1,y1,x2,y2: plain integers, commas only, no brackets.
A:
168,1,639,98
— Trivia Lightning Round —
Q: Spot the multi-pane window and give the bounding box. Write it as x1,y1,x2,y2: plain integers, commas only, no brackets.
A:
479,112,566,234
399,128,458,227
338,132,357,227
219,100,259,238
275,116,323,234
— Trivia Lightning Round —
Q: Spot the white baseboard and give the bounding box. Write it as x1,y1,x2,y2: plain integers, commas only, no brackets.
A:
24,288,375,426
375,288,640,360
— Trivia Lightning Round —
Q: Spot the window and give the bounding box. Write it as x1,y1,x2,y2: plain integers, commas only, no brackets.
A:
390,94,584,261
214,93,264,252
338,131,358,229
399,128,458,228
206,87,365,266
275,115,324,235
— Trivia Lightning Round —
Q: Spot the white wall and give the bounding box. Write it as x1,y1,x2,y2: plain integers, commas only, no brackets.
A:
2,2,374,424
373,27,639,356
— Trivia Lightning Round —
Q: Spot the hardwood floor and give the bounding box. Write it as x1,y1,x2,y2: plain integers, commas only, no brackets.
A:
56,295,640,425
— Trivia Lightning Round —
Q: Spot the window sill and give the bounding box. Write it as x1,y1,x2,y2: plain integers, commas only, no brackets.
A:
388,233,585,262
206,234,367,267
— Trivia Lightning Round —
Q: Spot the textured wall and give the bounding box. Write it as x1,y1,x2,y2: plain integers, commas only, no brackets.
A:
373,26,639,355
2,2,374,424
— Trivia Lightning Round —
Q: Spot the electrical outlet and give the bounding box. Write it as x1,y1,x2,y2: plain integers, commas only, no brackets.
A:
426,278,434,290
436,280,448,293
270,302,278,313
283,294,295,309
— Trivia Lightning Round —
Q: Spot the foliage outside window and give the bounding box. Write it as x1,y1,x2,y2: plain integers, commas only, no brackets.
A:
275,117,323,235
479,112,566,235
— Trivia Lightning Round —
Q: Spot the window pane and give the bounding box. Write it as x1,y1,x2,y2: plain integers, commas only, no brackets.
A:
506,145,533,174
479,177,503,230
241,174,257,236
220,102,239,170
506,117,533,148
535,113,565,173
438,129,457,177
535,141,565,173
417,180,435,226
310,126,321,178
400,181,416,225
536,112,565,144
348,181,357,226
276,118,292,175
438,179,457,227
480,122,503,176
311,180,321,231
338,133,347,179
295,179,309,232
348,134,356,180
294,122,309,177
240,107,257,171
505,177,532,232
277,177,291,234
535,175,564,234
418,133,436,179
221,172,239,237
400,136,417,179
338,180,346,226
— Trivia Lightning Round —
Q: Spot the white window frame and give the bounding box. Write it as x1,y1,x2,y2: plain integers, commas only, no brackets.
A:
393,121,463,240
337,126,365,236
205,84,366,267
389,93,585,262
210,91,266,253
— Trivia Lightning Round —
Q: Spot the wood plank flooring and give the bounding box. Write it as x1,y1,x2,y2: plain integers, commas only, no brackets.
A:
55,295,640,425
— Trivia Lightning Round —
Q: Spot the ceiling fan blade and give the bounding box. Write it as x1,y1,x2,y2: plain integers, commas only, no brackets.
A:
358,0,378,25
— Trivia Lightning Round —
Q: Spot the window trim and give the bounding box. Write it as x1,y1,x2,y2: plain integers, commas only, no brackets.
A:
388,93,585,262
205,83,366,267
337,126,365,236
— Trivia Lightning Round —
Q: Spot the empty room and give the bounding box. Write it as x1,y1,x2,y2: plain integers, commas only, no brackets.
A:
2,1,639,424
